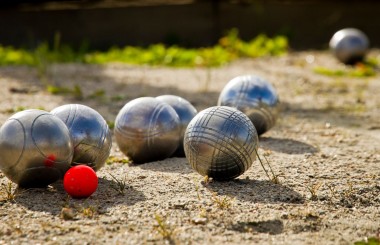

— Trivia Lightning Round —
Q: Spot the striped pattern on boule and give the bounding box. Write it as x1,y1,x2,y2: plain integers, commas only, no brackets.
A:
184,106,258,181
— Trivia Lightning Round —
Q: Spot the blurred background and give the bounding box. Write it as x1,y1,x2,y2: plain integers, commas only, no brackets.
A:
1,0,380,50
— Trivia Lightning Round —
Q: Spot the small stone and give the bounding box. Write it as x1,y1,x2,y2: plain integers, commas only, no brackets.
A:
191,217,207,225
321,153,328,158
61,207,75,220
281,212,289,219
173,204,187,210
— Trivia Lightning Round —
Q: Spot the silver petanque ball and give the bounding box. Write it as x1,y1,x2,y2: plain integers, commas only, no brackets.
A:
0,109,73,188
217,75,280,135
51,104,112,171
329,28,369,64
156,95,197,156
184,106,258,181
114,97,181,163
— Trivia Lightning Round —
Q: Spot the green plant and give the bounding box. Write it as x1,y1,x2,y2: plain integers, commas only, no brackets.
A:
194,180,202,201
354,237,380,245
326,184,338,199
47,84,83,99
306,182,323,201
211,192,234,209
108,173,128,195
314,61,376,78
106,155,131,165
1,182,17,202
0,46,35,66
0,30,288,68
254,148,282,184
80,205,97,218
153,214,176,241
203,175,212,184
88,89,106,99
107,121,115,130
219,28,288,57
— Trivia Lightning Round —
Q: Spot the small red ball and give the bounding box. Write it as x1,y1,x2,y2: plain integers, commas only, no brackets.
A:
63,165,98,198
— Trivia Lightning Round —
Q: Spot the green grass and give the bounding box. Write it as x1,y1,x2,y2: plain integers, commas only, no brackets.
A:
0,29,288,68
153,213,176,241
354,237,380,245
314,60,377,78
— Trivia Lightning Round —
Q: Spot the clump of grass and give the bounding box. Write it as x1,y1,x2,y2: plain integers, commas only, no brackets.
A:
106,155,131,165
108,173,128,195
2,106,46,114
0,29,288,68
314,60,376,78
0,182,17,202
107,121,115,130
219,28,288,57
47,84,83,99
211,192,234,209
88,89,106,99
81,205,97,218
3,106,27,114
354,237,380,245
86,29,287,67
0,46,35,66
203,175,212,184
306,182,323,201
194,180,202,201
326,184,337,199
313,67,346,76
153,213,176,241
254,148,282,184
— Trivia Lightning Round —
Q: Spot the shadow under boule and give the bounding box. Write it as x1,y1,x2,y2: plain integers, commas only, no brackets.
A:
204,178,304,204
14,177,146,215
259,136,319,155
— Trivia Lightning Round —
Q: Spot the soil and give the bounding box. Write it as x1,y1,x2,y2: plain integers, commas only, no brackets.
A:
0,50,379,244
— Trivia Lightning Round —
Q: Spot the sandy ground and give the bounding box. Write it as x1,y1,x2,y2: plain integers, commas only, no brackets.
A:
0,51,379,244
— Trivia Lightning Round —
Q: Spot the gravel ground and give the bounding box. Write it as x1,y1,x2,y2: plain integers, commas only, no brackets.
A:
0,50,379,244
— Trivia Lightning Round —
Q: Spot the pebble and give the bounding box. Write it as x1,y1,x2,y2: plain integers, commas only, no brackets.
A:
191,217,208,225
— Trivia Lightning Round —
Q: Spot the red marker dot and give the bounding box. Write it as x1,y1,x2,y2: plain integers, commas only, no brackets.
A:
63,165,98,198
44,154,56,167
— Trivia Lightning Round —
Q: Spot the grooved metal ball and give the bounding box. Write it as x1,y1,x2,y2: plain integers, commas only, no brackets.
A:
0,109,73,188
114,97,181,163
184,106,258,181
217,75,280,135
329,28,369,64
51,104,112,171
156,95,197,156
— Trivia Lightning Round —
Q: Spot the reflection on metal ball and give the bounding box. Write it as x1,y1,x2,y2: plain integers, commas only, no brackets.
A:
0,110,73,188
51,104,112,171
114,97,181,163
329,28,369,64
217,75,280,135
156,95,197,156
184,106,258,181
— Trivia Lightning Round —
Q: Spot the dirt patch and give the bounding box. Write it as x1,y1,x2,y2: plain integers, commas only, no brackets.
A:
0,50,379,244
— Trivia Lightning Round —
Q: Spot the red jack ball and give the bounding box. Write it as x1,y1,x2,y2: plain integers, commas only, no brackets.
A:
63,165,98,198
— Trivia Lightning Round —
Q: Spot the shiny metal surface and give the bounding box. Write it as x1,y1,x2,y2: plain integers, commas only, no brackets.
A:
114,97,181,163
184,106,258,181
217,75,280,135
156,95,197,156
51,104,112,171
0,109,73,187
329,28,369,64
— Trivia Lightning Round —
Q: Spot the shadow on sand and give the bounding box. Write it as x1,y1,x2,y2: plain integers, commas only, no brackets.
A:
204,178,304,204
259,136,319,154
15,177,146,215
133,157,193,174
